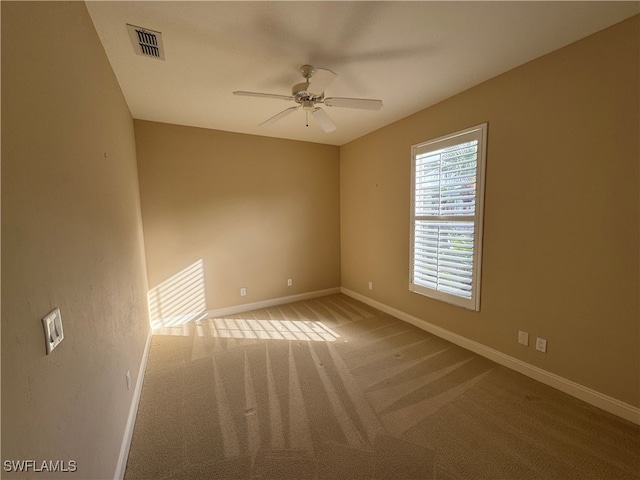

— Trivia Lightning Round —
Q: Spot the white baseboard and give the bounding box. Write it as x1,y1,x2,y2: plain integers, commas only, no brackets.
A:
202,287,342,320
114,331,152,480
341,288,640,425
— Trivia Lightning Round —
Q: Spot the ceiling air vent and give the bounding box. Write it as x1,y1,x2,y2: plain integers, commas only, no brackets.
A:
127,24,165,60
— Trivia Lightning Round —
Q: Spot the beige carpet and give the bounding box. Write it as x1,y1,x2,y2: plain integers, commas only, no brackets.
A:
125,294,639,479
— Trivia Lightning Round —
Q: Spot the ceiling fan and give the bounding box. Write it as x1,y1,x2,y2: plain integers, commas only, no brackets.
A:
233,65,383,133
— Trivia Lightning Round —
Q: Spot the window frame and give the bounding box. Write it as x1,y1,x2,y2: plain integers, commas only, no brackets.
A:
409,123,488,311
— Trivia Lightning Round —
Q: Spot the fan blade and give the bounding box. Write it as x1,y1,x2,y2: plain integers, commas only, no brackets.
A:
234,91,294,101
260,106,300,127
311,107,337,133
307,68,337,96
324,97,383,110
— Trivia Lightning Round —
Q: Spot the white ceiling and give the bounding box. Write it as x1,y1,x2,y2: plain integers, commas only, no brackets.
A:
86,1,639,146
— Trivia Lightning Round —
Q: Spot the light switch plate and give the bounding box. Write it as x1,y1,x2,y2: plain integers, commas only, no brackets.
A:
42,308,64,354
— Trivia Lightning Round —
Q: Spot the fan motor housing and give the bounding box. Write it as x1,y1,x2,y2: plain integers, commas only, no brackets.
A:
292,82,322,104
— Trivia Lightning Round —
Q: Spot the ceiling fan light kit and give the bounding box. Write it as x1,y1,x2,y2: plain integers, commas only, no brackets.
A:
233,64,383,133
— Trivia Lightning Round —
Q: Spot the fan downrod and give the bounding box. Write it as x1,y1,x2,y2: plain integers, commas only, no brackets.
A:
292,65,318,102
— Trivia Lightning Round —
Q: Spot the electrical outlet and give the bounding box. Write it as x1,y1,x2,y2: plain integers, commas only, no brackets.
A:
287,278,293,287
536,337,547,353
518,330,529,346
368,281,373,290
240,287,247,297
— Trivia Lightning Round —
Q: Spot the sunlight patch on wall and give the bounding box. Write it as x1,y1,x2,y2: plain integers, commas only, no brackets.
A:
148,259,207,329
195,317,340,342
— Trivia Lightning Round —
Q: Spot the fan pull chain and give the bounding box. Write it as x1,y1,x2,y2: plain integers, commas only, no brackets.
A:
306,110,309,127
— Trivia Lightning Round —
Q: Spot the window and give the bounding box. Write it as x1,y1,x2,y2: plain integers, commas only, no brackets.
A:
410,123,487,311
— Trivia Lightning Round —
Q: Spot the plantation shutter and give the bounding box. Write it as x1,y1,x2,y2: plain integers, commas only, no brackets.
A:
410,124,487,310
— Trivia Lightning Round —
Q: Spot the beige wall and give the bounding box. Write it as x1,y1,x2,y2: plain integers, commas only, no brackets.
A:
2,2,150,478
135,121,340,321
341,16,639,407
